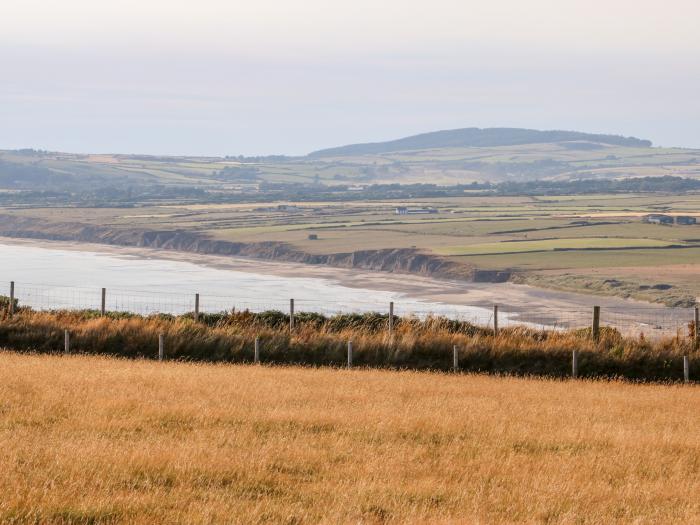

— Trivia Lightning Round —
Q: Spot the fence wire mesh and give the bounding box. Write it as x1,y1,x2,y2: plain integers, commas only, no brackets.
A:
3,281,697,340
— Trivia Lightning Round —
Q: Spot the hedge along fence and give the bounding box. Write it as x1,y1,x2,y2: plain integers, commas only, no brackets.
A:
0,302,696,382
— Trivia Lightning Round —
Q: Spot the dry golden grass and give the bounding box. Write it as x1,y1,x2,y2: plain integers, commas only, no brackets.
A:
2,309,697,380
0,351,698,524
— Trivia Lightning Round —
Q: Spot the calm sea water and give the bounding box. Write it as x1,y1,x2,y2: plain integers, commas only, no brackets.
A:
0,242,501,322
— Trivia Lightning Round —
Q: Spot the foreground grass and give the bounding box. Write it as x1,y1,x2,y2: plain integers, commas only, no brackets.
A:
0,352,698,524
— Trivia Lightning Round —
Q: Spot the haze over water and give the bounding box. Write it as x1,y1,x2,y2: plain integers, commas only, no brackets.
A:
0,242,500,322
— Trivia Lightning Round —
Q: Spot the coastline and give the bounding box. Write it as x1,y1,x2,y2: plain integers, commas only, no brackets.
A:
0,236,670,324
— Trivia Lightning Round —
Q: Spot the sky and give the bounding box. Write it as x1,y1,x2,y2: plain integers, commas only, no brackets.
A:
1,0,699,155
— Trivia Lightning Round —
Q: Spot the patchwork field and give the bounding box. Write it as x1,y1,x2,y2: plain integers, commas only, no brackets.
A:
435,237,682,256
0,352,698,524
3,193,700,305
4,138,700,189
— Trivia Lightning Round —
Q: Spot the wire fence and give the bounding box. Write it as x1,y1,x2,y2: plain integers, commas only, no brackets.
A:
3,280,698,340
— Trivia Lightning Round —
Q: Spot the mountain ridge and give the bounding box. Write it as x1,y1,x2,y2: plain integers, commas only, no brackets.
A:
308,127,653,157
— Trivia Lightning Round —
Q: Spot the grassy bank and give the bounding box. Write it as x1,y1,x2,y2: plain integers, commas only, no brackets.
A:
0,352,698,524
513,272,697,307
0,304,697,381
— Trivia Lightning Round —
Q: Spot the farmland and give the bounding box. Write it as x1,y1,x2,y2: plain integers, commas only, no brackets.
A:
3,129,700,307
435,237,682,256
3,131,700,192
0,351,697,524
2,129,700,523
3,193,700,306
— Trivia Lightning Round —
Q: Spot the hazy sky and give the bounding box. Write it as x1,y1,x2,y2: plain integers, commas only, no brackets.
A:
1,0,699,155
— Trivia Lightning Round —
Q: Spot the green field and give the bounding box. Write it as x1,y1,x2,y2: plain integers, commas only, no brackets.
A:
437,237,685,256
3,137,700,192
3,192,700,306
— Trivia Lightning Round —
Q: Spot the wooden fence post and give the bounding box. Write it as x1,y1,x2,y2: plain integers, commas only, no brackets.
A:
389,301,394,335
289,299,295,331
572,350,579,379
194,293,200,322
64,330,70,355
9,281,14,316
453,345,458,372
347,341,353,369
254,337,260,364
694,307,699,349
101,287,106,316
158,334,164,361
493,305,499,336
684,356,690,383
592,306,601,341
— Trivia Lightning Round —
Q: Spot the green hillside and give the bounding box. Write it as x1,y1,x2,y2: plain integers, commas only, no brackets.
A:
308,127,653,157
1,128,699,206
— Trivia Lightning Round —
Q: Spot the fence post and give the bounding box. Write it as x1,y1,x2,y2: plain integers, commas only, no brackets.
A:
194,293,200,322
684,356,690,383
493,305,499,336
347,341,353,369
694,307,699,349
64,330,70,355
389,301,394,335
592,306,601,341
101,287,106,316
453,345,458,372
572,350,578,379
9,281,15,316
289,298,295,331
254,337,260,364
158,334,164,361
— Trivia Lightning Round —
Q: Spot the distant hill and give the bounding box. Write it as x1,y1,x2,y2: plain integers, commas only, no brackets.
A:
308,127,653,157
7,126,698,205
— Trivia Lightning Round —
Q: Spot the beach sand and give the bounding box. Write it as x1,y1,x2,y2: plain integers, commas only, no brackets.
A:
0,236,670,327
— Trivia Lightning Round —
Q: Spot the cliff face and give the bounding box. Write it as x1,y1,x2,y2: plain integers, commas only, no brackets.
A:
0,214,510,282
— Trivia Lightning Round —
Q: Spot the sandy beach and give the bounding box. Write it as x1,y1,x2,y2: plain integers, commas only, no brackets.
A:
0,236,673,326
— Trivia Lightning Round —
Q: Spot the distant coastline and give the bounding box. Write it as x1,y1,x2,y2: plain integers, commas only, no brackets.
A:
0,236,673,326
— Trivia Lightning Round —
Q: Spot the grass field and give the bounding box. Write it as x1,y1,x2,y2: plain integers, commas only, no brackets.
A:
4,140,700,187
0,352,698,524
436,237,683,256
